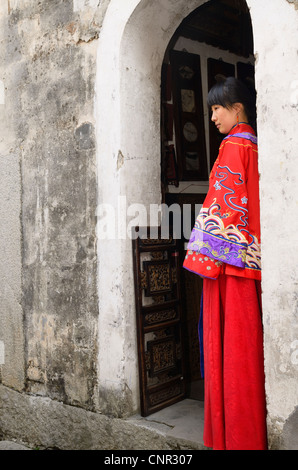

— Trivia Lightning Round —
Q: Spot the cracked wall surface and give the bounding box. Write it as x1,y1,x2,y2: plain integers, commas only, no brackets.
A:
0,0,111,410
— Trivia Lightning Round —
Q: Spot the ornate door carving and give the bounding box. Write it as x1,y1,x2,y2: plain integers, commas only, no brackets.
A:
132,227,186,416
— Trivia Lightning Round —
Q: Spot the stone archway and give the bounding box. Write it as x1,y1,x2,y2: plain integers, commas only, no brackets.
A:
95,0,257,417
95,0,298,449
95,0,211,417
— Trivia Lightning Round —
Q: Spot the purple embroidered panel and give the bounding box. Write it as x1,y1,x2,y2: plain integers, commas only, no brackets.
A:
187,228,247,269
223,132,257,145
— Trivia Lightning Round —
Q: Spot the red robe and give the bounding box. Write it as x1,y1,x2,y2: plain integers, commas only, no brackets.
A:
184,124,267,450
184,123,261,281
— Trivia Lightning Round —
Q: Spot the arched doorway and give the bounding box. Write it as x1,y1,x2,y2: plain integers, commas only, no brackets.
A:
95,0,255,418
160,0,255,408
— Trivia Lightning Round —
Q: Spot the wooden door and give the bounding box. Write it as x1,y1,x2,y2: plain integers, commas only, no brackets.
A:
132,227,186,417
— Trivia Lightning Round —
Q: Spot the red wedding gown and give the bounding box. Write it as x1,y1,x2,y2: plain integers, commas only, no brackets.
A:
183,123,267,450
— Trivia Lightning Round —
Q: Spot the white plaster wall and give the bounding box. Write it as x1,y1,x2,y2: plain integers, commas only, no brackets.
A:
249,0,298,434
96,0,143,412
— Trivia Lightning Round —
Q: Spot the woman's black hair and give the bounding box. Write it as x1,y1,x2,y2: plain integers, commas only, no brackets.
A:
207,76,257,132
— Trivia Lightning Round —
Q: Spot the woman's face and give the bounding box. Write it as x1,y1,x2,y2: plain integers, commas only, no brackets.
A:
210,104,239,135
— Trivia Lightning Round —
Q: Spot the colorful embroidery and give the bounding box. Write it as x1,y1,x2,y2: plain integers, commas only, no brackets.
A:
184,125,261,278
187,200,261,271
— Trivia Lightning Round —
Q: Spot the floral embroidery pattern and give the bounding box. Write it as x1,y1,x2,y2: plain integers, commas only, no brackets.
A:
184,126,261,279
187,199,261,271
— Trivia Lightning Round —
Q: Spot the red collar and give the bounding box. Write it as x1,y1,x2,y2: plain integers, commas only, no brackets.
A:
228,123,256,136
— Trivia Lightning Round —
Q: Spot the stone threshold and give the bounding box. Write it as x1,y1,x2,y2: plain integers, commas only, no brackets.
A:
0,385,206,450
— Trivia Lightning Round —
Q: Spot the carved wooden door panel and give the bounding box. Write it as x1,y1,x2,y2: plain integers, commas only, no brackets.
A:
132,227,186,417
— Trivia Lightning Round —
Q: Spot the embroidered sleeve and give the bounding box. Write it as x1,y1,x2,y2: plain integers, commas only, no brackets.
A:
184,137,261,278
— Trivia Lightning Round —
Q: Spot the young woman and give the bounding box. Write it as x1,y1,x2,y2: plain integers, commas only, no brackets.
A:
184,77,267,450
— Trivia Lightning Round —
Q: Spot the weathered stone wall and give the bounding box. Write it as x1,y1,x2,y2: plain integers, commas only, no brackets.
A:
0,0,109,411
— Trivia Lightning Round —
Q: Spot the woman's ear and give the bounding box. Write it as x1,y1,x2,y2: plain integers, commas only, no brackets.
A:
233,102,243,114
